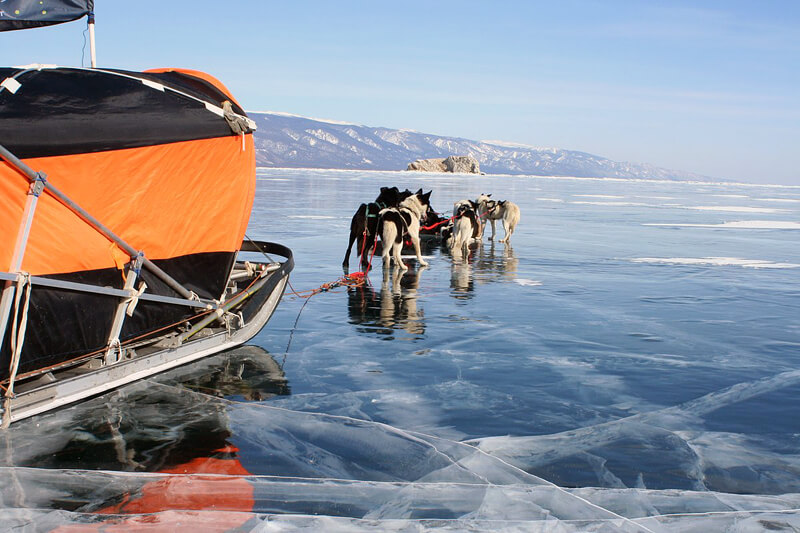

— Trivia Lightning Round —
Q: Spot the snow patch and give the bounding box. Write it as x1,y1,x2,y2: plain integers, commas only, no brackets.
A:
645,220,800,229
688,205,786,214
573,201,648,207
306,129,340,145
515,279,543,286
631,257,800,269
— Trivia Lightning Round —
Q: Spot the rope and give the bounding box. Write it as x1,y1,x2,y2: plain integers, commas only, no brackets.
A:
2,273,32,428
421,206,492,232
286,273,368,299
420,214,455,231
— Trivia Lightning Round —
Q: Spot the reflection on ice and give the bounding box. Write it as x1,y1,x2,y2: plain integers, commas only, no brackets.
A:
347,267,426,338
4,358,800,530
446,242,519,299
2,170,800,530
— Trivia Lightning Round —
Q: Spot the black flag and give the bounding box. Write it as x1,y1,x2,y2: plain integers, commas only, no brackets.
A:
0,0,93,31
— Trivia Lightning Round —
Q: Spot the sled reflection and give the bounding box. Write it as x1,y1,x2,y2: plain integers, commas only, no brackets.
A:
347,267,426,339
10,346,290,474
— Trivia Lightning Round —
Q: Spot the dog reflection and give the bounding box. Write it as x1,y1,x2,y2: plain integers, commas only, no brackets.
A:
447,242,518,298
474,242,518,283
440,236,477,298
347,268,425,338
450,259,474,299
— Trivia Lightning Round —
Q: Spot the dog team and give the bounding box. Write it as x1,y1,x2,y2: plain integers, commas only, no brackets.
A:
343,186,520,271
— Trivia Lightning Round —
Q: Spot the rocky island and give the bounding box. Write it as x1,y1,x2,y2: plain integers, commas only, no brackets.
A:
406,155,482,174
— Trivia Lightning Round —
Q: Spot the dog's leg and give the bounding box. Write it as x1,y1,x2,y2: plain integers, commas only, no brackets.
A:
343,232,356,269
501,209,518,244
410,233,428,267
488,219,496,241
362,207,381,270
393,241,407,270
381,222,396,267
343,219,359,269
500,218,510,243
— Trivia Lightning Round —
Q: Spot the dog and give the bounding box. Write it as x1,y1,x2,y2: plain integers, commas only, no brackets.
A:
440,198,476,243
343,186,409,271
378,189,431,270
476,193,520,244
450,202,482,257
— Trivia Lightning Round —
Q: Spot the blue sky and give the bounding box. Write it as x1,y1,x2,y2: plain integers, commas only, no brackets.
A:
2,1,798,185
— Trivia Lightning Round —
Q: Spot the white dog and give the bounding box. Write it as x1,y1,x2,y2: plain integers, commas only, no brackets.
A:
378,190,431,270
476,193,520,244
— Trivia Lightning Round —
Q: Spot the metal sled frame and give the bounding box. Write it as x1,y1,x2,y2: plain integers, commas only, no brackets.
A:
0,144,293,425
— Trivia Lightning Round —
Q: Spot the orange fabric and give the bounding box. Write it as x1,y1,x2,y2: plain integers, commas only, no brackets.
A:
0,135,255,275
51,446,256,532
98,454,254,515
143,68,244,110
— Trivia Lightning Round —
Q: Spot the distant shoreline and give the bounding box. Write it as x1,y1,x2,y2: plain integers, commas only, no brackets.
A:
255,166,800,189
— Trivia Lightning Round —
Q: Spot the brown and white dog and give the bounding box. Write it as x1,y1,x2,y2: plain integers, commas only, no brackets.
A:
477,193,520,244
378,190,431,270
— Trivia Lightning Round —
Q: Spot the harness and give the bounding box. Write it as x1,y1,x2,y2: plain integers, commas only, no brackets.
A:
365,202,387,219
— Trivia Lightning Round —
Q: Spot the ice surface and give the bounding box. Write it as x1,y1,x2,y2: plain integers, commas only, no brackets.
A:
3,170,800,531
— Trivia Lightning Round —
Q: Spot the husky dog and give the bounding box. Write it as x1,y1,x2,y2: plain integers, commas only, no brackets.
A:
343,186,408,271
450,202,482,256
378,189,431,270
477,193,520,244
453,198,478,213
441,199,476,243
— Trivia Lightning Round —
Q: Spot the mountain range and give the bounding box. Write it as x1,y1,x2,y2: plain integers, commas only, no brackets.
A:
249,111,712,181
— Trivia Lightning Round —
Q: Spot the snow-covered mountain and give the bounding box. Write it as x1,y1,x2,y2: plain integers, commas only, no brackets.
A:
249,111,712,181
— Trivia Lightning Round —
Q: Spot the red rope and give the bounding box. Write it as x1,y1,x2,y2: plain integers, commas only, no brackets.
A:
420,207,491,232
355,229,380,274
287,273,369,299
420,215,456,231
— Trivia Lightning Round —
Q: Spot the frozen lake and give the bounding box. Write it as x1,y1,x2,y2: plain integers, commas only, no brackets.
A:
2,169,800,531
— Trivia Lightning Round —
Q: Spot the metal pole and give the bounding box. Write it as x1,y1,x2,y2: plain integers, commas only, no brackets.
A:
0,175,44,367
0,144,201,303
88,13,97,68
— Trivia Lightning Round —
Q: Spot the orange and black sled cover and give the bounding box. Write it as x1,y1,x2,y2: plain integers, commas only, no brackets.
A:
0,67,255,379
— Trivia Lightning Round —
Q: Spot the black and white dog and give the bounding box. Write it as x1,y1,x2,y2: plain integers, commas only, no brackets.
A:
450,202,482,256
441,198,476,243
378,189,431,270
343,186,409,271
477,193,520,244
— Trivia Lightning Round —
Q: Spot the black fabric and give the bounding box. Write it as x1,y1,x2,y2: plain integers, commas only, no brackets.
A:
0,250,236,380
126,70,247,116
0,0,92,31
0,67,243,158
